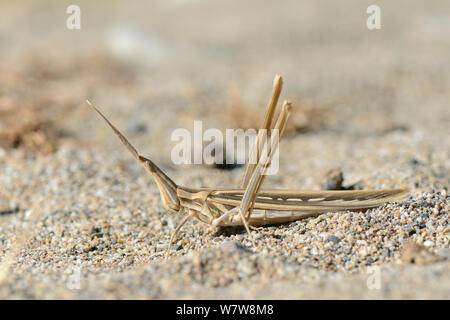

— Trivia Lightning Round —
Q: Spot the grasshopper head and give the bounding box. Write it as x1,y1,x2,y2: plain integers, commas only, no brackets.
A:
138,156,180,213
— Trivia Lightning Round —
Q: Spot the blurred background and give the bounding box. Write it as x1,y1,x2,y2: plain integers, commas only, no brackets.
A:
1,0,448,163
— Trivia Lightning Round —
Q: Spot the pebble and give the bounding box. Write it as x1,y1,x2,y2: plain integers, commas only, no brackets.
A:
327,235,341,244
423,240,435,247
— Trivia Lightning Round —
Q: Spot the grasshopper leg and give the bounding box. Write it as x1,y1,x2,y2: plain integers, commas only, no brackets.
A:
211,207,238,226
238,101,292,244
240,75,283,188
165,210,195,259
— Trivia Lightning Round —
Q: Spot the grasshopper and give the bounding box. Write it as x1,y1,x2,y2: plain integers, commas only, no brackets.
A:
87,75,407,258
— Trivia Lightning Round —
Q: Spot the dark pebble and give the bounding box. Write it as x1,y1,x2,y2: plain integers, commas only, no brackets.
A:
327,235,341,244
404,226,416,236
367,257,376,264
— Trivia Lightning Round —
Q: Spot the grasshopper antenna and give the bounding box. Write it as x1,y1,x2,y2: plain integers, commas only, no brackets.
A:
86,99,139,160
86,99,180,212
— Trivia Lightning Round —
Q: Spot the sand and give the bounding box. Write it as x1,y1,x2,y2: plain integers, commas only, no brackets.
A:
0,0,448,299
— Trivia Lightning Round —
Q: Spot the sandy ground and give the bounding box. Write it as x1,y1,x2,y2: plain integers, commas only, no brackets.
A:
0,0,449,299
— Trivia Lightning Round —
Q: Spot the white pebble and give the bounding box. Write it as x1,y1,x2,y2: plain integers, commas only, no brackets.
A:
423,240,435,247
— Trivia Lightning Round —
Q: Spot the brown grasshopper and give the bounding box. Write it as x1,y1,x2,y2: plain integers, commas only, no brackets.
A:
87,75,407,258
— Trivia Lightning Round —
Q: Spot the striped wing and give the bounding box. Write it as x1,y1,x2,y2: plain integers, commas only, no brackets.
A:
208,188,408,212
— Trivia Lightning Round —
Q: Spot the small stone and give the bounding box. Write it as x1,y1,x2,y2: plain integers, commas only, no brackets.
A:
327,235,341,244
420,213,429,219
367,257,376,264
124,256,134,265
423,240,434,247
322,168,344,190
403,226,415,236
121,210,132,219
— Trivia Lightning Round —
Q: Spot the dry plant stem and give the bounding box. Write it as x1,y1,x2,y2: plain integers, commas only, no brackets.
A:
87,75,408,258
